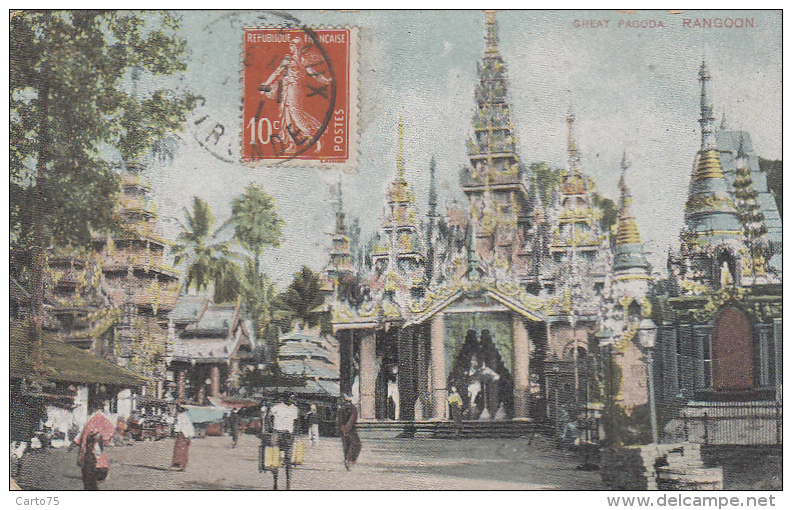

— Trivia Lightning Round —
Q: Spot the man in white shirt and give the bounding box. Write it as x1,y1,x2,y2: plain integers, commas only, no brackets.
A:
267,394,300,490
270,395,299,434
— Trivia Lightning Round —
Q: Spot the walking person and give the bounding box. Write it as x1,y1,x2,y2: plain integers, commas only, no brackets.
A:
171,405,194,471
268,394,299,490
229,408,240,448
307,404,320,445
76,398,115,490
337,393,361,470
447,387,464,438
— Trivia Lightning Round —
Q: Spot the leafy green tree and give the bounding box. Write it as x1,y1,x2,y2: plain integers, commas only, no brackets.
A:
222,185,283,361
759,158,782,219
241,259,277,338
172,197,242,303
592,193,618,234
10,11,197,373
227,184,284,275
529,162,564,207
274,266,326,330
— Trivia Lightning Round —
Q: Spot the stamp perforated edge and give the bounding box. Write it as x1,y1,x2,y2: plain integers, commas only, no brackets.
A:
238,25,360,173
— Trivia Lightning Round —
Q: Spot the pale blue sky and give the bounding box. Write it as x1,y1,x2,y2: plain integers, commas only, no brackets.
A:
141,10,781,287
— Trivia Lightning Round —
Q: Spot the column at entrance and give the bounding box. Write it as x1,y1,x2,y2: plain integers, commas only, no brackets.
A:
430,313,447,420
359,330,377,420
512,315,531,419
177,369,186,400
210,365,221,397
397,328,415,421
415,325,429,420
339,330,354,398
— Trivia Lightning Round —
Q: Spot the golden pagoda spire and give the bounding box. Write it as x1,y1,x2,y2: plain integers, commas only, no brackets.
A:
615,152,642,246
566,109,582,176
484,10,499,55
396,117,405,180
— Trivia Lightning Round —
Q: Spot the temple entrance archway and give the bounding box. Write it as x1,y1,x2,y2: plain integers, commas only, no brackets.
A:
447,329,514,420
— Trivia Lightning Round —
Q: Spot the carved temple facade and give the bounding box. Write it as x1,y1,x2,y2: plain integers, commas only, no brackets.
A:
324,13,781,438
328,12,621,423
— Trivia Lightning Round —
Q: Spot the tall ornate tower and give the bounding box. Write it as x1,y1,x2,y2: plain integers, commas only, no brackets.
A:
94,160,181,396
612,153,651,296
370,118,425,296
679,61,743,288
549,112,604,263
460,11,532,276
732,134,769,282
323,178,356,295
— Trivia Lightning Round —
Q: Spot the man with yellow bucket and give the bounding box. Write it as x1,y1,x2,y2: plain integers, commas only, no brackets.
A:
259,394,305,490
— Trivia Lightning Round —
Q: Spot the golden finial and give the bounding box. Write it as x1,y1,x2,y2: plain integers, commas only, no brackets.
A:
397,117,405,180
566,109,581,175
484,10,499,54
619,150,629,194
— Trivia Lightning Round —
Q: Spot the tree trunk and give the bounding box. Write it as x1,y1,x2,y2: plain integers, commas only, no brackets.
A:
30,81,49,378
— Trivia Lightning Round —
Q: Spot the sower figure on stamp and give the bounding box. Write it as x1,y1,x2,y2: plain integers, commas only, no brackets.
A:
337,393,361,471
258,38,332,156
266,393,300,490
76,397,115,490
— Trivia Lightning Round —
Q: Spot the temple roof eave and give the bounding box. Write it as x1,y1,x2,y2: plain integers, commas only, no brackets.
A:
404,279,548,327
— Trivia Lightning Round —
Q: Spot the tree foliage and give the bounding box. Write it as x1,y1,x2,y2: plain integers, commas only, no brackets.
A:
592,193,618,234
529,162,564,207
273,266,326,330
10,10,198,251
759,158,782,219
226,184,284,274
172,197,242,303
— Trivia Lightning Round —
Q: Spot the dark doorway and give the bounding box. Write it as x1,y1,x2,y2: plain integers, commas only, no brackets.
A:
712,305,754,391
447,329,513,420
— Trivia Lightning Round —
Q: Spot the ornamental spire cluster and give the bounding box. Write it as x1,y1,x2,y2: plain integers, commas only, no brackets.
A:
566,110,582,176
615,153,642,247
683,60,742,245
613,153,650,277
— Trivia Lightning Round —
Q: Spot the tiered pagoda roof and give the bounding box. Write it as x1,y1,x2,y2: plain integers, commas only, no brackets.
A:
613,152,650,276
549,112,604,254
370,118,425,289
461,11,525,187
682,61,742,246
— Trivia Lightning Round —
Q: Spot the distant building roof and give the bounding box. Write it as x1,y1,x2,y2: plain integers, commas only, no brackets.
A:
280,358,339,380
169,296,254,363
277,329,340,385
11,321,147,387
169,295,209,323
279,342,332,361
185,304,238,336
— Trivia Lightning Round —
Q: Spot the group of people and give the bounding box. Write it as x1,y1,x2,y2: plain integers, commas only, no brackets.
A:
74,401,195,489
71,393,362,490
257,392,361,489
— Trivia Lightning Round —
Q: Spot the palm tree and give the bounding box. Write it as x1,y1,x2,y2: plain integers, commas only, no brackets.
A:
172,197,241,303
226,184,283,275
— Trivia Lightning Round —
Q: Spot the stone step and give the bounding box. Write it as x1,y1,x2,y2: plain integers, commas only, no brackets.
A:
357,420,553,439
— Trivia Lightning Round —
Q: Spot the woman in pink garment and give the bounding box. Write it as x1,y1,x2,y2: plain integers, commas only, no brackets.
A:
76,399,115,490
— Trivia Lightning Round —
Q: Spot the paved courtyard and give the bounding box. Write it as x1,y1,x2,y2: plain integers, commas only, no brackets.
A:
15,433,604,490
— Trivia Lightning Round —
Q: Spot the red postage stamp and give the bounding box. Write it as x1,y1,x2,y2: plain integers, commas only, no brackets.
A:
242,27,357,166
